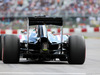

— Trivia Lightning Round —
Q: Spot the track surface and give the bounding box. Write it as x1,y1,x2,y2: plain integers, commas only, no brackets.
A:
0,39,100,75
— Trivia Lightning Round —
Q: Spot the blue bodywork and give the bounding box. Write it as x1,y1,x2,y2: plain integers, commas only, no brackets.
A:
21,31,68,44
20,25,68,44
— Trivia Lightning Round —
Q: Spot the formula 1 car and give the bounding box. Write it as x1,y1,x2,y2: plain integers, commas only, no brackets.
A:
0,16,86,64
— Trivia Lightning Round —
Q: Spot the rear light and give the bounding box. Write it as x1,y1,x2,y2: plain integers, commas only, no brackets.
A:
43,42,48,51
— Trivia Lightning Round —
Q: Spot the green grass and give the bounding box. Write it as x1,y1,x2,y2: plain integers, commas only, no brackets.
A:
84,36,88,39
84,36,100,39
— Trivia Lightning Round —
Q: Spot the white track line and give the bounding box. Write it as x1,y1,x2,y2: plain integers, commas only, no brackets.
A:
0,72,86,75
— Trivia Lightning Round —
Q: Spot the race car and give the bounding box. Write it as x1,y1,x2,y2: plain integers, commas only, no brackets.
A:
0,16,86,64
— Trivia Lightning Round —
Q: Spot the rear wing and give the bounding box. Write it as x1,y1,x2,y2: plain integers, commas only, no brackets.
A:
28,16,63,26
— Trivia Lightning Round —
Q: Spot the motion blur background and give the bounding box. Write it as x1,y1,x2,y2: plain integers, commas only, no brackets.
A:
0,0,100,30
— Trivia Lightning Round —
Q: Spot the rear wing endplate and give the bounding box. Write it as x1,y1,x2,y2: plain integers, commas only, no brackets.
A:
28,16,63,26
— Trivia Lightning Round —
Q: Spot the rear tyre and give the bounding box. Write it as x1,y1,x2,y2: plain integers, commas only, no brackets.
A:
2,35,20,63
0,35,2,60
68,35,86,64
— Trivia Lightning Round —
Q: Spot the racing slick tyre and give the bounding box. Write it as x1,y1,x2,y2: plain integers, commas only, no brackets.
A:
2,35,20,63
68,35,85,64
0,35,2,60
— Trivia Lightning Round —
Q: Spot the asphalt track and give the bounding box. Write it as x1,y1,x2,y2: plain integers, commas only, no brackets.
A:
0,39,100,75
